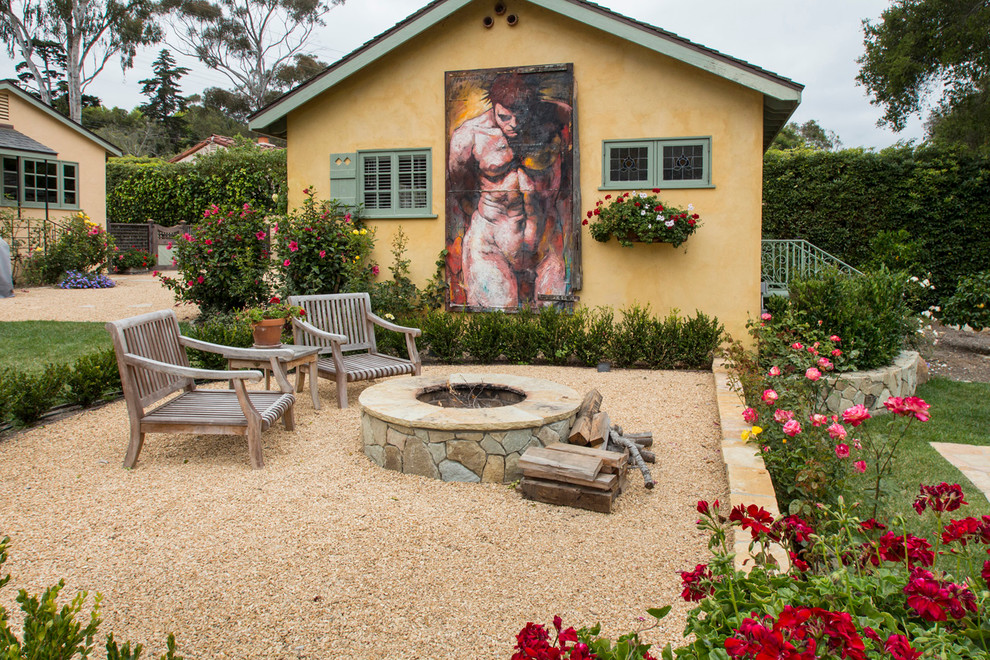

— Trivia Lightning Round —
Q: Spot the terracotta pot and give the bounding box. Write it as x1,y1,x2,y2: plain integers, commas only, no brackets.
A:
252,318,285,347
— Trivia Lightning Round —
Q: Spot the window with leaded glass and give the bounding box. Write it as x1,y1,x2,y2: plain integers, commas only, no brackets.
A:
602,138,711,189
357,149,432,217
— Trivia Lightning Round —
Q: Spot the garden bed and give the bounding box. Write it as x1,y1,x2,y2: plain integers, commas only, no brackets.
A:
0,364,724,659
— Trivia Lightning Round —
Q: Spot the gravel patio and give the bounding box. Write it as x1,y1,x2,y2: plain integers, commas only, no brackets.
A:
0,279,728,658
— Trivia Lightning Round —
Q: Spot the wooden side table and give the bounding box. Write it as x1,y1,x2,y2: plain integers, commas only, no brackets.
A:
225,344,322,410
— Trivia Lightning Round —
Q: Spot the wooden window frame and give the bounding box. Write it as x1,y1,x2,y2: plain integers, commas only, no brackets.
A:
0,151,81,210
601,137,712,190
357,149,433,218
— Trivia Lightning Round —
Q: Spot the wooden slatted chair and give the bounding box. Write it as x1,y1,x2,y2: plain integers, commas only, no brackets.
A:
106,309,297,469
288,292,422,408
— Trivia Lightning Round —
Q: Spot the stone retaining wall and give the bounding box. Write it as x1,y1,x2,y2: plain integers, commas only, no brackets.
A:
825,351,923,414
361,414,575,483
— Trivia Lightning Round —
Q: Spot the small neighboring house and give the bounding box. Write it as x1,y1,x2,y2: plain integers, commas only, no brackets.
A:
249,0,803,341
0,79,121,230
168,134,281,163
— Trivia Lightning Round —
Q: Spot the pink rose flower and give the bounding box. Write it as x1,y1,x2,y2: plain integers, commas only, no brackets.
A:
817,357,833,371
319,250,326,258
742,407,758,424
782,420,802,437
773,409,795,424
854,460,867,473
829,335,841,343
768,366,781,377
791,342,804,350
902,396,931,422
372,265,380,276
805,367,821,381
810,413,828,427
761,313,772,321
827,422,847,440
831,349,842,357
761,389,779,405
842,404,872,427
283,258,291,266
835,443,850,459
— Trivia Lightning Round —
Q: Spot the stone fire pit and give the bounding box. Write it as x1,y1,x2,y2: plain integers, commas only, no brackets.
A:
359,373,582,483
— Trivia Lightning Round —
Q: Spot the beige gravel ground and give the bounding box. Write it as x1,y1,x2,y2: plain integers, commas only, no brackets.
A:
0,273,199,322
0,281,728,659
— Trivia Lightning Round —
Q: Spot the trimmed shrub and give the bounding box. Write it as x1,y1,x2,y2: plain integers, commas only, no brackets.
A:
463,312,509,363
21,214,116,285
573,307,615,367
610,305,653,367
677,311,725,369
502,307,541,364
184,313,254,370
65,348,119,408
536,305,581,365
421,309,465,363
763,146,990,306
106,143,286,226
942,270,990,330
8,363,67,426
788,267,912,370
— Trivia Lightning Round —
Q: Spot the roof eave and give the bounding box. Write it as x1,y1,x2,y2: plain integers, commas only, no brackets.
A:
0,81,124,157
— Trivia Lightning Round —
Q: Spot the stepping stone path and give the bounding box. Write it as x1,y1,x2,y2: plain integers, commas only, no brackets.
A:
931,442,990,504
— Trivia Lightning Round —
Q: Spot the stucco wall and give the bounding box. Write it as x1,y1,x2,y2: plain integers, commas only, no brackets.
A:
4,91,110,228
286,0,765,341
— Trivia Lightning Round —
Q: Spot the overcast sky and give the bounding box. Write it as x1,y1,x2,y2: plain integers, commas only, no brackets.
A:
2,0,927,148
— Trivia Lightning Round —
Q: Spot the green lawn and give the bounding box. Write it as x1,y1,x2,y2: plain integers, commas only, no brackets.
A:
0,321,112,372
844,378,990,536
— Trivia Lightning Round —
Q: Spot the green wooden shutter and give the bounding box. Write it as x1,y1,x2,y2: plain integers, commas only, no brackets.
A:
329,152,357,206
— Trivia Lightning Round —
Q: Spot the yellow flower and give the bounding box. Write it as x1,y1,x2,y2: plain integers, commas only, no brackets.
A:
352,230,359,235
978,303,986,309
741,426,763,441
354,255,360,261
360,228,367,235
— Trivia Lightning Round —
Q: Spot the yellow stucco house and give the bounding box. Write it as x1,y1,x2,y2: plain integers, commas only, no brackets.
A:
0,80,121,229
249,0,802,340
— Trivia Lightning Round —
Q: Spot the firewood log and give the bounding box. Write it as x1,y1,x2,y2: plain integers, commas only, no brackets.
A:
568,389,602,446
609,429,654,489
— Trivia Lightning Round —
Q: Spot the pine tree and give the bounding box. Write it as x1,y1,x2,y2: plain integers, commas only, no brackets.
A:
139,49,190,150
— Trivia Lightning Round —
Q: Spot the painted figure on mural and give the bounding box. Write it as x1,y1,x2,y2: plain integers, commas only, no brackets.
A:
447,71,571,309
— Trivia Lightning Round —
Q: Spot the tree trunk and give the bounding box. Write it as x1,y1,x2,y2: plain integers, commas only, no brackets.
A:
65,4,84,124
1,10,52,106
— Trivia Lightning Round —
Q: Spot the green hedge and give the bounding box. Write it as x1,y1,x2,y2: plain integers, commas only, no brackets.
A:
106,143,287,226
763,146,990,303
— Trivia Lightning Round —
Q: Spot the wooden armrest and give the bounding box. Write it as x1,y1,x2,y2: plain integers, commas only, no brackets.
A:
180,336,295,360
292,318,347,343
367,312,422,337
122,353,263,382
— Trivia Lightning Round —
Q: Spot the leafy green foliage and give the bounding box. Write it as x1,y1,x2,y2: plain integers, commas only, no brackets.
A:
0,536,182,659
763,146,990,307
788,268,913,370
768,120,841,151
610,305,653,367
106,143,287,226
421,309,465,363
183,312,254,370
7,363,67,426
857,0,990,135
20,214,116,285
138,49,189,151
942,270,990,330
536,306,581,365
572,307,614,367
369,227,419,316
462,311,509,363
65,348,120,408
273,189,376,297
159,203,272,314
501,307,541,364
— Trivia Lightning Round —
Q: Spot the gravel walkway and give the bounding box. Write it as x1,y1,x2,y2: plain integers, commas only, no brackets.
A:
0,281,728,659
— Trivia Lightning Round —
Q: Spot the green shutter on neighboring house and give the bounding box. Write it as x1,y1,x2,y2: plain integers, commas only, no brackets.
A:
329,152,357,206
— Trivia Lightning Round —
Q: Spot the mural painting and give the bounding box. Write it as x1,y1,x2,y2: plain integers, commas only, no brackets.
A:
445,64,577,310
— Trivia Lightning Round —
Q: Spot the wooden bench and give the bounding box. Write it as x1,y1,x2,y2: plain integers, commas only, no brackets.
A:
106,309,297,469
288,293,422,408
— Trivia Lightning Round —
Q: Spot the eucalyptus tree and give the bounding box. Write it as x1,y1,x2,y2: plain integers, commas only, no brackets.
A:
0,0,162,123
162,0,344,114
